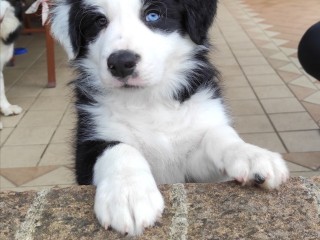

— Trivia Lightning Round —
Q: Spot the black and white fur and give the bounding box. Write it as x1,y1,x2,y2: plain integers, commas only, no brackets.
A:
50,0,289,236
0,0,23,129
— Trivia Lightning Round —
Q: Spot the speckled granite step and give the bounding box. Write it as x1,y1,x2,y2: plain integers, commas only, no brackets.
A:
1,177,319,239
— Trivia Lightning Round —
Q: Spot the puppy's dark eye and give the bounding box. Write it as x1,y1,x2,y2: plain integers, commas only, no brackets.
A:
145,11,161,22
96,16,108,27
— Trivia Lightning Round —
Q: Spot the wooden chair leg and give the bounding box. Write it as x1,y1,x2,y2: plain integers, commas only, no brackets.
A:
45,24,56,88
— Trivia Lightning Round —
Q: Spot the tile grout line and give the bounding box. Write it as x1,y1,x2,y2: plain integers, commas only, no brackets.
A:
217,0,290,153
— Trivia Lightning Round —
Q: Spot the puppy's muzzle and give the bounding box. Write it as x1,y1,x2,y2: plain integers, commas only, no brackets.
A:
107,50,140,79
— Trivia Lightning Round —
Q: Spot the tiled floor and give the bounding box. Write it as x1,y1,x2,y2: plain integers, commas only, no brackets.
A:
1,0,319,192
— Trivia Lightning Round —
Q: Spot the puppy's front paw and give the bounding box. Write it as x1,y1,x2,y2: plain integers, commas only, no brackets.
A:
94,176,164,236
224,143,289,189
1,104,22,116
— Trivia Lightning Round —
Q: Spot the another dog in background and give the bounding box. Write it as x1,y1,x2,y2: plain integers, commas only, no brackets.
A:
50,0,289,236
0,0,23,129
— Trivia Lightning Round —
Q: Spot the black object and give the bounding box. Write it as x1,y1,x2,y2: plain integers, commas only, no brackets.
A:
298,21,320,80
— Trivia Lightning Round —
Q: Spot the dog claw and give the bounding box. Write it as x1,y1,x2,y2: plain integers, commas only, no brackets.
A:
254,173,265,185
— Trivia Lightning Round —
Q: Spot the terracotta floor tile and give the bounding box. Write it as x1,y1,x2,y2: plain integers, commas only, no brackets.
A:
6,84,43,98
215,57,239,67
259,48,279,58
219,65,244,76
19,110,64,127
232,48,263,57
242,64,275,76
51,125,73,143
285,161,310,172
21,167,76,187
228,99,264,116
222,75,250,88
288,85,317,101
5,127,56,146
260,42,279,51
251,39,269,47
0,176,16,189
234,115,274,134
228,41,257,50
237,56,269,66
277,71,302,83
39,85,72,97
0,166,58,186
270,112,318,132
303,92,320,105
0,127,13,145
302,102,320,124
280,130,320,152
260,98,305,114
253,85,294,99
0,145,46,168
60,108,77,126
283,152,320,170
246,74,284,86
279,48,297,58
290,76,317,90
268,52,290,62
225,87,256,100
2,68,24,88
1,112,25,128
39,143,73,166
30,96,70,111
240,132,286,153
267,59,289,69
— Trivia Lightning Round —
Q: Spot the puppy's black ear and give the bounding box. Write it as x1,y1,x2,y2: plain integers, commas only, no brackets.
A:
182,0,218,45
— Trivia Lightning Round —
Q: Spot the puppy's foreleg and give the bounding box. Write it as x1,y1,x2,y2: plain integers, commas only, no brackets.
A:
0,72,22,116
188,125,289,189
93,144,164,236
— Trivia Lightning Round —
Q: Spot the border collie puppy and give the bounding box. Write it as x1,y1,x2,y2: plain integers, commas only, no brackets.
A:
0,0,23,129
51,0,289,236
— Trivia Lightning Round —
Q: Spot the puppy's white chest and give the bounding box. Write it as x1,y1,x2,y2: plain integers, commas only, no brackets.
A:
119,103,203,154
97,100,207,183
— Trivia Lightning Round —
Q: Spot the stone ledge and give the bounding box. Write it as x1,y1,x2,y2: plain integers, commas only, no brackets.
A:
1,177,319,239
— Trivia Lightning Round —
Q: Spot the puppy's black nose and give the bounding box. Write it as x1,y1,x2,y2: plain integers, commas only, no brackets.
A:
107,50,140,79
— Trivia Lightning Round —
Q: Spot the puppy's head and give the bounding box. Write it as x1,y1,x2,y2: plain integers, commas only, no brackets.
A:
51,0,217,91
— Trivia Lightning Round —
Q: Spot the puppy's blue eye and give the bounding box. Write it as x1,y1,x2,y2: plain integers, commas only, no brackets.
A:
146,12,160,22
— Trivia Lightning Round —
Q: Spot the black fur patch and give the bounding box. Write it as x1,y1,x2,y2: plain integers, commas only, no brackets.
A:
141,0,184,33
142,0,218,46
68,0,109,58
75,139,120,185
9,0,23,21
174,48,222,102
182,0,218,45
72,83,120,185
1,25,22,45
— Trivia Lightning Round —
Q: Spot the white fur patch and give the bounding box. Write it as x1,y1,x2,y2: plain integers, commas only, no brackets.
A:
93,144,164,236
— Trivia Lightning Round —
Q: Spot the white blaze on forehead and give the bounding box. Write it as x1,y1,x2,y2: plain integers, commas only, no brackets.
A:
83,0,143,19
